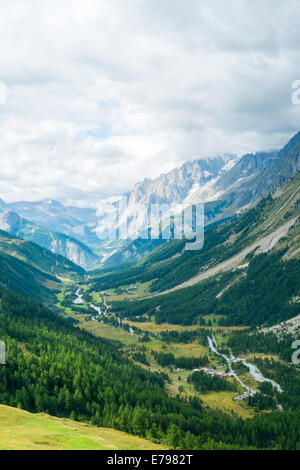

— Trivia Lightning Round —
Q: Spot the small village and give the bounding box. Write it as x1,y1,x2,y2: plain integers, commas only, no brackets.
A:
192,367,230,378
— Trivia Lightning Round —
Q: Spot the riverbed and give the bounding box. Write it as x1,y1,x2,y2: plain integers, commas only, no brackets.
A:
207,335,283,400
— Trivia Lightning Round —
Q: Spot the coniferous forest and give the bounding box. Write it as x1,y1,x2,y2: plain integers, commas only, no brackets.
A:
1,286,300,450
3,0,300,454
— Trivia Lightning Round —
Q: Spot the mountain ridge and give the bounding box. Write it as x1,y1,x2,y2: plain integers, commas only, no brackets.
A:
0,229,84,302
2,132,300,268
0,210,99,269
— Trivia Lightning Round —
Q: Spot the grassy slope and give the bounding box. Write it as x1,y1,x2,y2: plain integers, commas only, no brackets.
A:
0,405,166,450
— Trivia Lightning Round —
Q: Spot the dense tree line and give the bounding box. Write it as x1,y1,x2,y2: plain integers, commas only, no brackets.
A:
132,352,149,365
187,371,237,394
2,286,300,448
110,250,300,327
227,330,295,362
152,351,209,370
251,358,300,412
248,393,277,411
217,252,300,326
110,273,233,325
159,328,213,345
0,250,59,303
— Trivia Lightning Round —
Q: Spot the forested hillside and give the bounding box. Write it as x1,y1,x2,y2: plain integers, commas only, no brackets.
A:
2,153,300,449
0,230,84,278
91,170,300,298
0,251,61,303
1,286,300,449
91,196,274,293
111,252,300,327
0,230,84,303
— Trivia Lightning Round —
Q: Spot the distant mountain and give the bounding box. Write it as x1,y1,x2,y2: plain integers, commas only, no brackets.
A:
244,131,300,198
101,155,237,265
0,157,237,268
202,150,280,223
127,155,234,209
0,210,99,269
206,133,300,217
9,199,96,231
101,132,300,266
198,131,300,226
125,141,300,227
0,230,84,302
102,238,166,267
7,199,101,250
93,168,300,301
0,230,84,278
101,151,280,266
2,132,300,269
214,151,279,194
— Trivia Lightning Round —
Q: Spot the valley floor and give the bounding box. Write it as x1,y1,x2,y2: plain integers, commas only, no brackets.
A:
56,283,283,420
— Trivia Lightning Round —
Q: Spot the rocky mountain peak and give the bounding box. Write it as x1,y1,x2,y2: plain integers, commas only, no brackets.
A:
128,155,233,209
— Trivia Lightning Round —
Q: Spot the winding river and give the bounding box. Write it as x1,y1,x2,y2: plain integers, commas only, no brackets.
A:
73,288,112,319
90,304,105,316
208,335,283,399
236,360,283,393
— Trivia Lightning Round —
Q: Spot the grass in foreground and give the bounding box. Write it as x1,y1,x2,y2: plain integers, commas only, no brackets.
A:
0,405,167,450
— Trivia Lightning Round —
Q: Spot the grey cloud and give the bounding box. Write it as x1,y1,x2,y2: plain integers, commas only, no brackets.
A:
0,0,300,206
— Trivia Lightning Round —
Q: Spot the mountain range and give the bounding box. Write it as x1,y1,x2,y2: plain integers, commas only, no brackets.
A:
1,131,300,268
0,200,101,269
92,160,300,328
2,131,300,451
0,210,99,269
98,133,300,265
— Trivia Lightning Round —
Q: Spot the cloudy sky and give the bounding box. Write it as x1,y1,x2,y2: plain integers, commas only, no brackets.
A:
1,0,300,207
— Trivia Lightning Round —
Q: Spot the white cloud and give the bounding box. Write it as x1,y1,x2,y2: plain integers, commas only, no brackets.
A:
0,0,300,206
